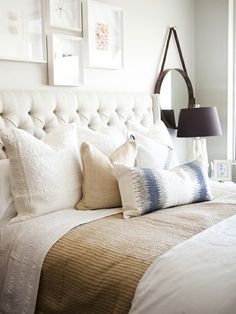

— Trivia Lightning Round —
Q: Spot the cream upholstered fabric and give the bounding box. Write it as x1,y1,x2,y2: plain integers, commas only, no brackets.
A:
76,140,137,210
0,90,158,158
0,127,81,221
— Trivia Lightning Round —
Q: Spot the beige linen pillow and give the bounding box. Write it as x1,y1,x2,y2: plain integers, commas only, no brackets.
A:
76,140,137,210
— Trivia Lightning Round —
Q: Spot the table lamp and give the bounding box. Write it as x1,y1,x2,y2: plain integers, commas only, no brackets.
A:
177,104,222,169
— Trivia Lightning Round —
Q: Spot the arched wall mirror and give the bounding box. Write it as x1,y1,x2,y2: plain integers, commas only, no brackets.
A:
154,27,195,128
155,68,195,127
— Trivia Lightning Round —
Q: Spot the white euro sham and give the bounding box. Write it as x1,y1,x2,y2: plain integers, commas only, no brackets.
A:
0,127,81,221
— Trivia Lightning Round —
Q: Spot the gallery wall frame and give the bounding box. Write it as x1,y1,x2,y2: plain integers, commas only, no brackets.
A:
83,0,123,69
0,0,46,63
47,33,84,86
48,0,82,31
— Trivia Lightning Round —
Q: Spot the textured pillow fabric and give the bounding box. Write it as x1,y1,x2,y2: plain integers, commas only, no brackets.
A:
114,159,213,218
76,140,137,210
0,160,16,225
0,128,81,221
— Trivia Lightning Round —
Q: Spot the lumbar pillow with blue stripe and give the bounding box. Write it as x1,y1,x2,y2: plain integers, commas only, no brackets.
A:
114,159,213,218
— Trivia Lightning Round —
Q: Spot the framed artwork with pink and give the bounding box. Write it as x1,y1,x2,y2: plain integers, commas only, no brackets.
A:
83,0,123,69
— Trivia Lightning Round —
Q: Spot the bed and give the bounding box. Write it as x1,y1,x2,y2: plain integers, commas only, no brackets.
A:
0,89,236,314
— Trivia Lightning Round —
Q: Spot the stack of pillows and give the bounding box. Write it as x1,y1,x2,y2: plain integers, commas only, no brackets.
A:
0,121,212,224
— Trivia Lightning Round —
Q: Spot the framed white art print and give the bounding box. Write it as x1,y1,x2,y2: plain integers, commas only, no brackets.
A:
48,0,82,31
83,0,123,69
47,33,84,86
0,0,46,63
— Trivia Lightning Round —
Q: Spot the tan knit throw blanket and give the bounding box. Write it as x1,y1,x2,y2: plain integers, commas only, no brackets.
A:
36,201,236,314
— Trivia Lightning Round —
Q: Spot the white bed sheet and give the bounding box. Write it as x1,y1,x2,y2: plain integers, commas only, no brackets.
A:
0,208,121,314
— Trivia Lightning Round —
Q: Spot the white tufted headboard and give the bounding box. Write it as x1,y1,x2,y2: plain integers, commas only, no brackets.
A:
0,89,160,156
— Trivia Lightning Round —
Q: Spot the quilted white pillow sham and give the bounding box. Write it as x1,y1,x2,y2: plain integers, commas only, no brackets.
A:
114,159,213,218
0,127,81,221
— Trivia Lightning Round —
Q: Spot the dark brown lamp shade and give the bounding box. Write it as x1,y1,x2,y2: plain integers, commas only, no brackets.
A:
177,107,222,137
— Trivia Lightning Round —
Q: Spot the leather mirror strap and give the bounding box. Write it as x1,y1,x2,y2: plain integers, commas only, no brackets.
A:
160,27,187,74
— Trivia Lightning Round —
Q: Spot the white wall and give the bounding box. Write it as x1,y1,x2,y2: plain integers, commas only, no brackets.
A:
0,0,195,163
195,0,229,164
0,0,195,94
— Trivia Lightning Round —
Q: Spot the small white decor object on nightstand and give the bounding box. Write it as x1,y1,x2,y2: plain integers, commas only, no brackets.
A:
49,0,82,31
47,33,84,86
211,159,232,182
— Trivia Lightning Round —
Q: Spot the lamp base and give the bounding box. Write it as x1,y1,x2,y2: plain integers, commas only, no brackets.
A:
188,138,209,172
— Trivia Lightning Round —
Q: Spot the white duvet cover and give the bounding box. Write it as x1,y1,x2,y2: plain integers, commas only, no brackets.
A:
0,208,121,314
130,182,236,314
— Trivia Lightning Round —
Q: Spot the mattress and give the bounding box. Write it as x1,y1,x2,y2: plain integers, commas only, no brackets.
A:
35,199,236,314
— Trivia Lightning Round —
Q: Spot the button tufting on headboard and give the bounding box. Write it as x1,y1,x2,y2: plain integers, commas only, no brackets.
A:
0,90,160,158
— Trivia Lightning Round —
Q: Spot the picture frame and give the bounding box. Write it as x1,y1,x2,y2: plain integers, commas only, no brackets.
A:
0,0,46,63
47,33,84,86
83,0,123,69
48,0,82,31
211,159,232,182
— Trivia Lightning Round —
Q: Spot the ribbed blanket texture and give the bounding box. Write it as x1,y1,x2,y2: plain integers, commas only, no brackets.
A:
36,201,236,314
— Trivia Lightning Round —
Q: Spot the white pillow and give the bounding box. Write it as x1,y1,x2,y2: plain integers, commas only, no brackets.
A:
114,159,213,218
127,120,173,147
0,160,16,225
128,120,178,169
131,132,175,169
76,126,127,156
42,123,79,150
0,127,81,221
43,124,127,168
